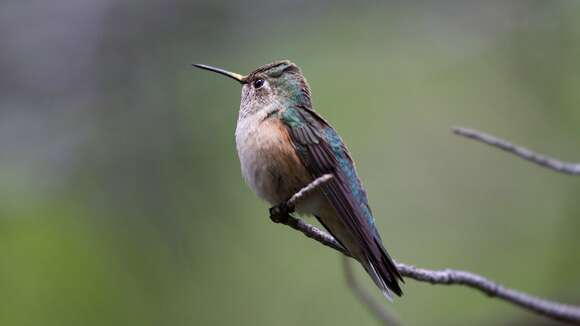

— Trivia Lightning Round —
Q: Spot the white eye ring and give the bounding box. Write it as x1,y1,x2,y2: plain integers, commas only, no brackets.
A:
253,79,265,89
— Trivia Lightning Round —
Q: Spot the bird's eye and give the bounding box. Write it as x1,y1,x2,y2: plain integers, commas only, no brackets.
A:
253,79,265,89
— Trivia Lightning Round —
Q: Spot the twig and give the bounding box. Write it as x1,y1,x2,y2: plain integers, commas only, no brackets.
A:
343,256,401,326
287,173,334,207
452,127,580,175
270,175,580,325
270,174,344,254
397,264,580,324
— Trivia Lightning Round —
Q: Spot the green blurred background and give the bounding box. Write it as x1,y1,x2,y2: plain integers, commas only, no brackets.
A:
1,1,579,325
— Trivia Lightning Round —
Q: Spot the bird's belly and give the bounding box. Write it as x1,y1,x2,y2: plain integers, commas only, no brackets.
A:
236,117,313,206
236,116,362,259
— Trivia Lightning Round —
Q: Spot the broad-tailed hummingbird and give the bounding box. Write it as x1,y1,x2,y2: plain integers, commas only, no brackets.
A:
193,60,403,299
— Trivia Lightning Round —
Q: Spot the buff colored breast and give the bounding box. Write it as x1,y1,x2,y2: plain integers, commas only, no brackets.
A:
235,111,313,206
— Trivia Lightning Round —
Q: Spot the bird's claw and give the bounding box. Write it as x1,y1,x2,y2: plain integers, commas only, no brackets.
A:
269,202,294,223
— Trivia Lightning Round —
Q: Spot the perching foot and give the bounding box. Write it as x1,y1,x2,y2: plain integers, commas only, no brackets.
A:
269,202,294,223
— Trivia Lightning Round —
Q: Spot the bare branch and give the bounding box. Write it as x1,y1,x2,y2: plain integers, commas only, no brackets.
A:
287,173,333,207
271,175,580,325
453,127,580,175
397,263,580,324
343,256,401,326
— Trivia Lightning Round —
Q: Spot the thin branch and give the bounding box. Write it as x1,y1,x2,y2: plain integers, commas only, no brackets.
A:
452,127,580,175
397,264,580,324
287,173,333,207
270,175,580,325
343,256,401,326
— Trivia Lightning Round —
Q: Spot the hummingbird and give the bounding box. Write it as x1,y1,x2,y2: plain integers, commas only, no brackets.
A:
193,60,403,298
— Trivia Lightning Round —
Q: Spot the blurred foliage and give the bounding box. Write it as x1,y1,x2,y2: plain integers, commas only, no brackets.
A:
1,1,579,325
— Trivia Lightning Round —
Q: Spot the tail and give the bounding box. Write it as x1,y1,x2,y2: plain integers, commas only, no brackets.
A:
314,214,403,299
361,238,404,300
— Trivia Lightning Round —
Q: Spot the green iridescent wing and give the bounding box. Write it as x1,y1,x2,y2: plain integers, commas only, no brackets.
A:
281,105,403,296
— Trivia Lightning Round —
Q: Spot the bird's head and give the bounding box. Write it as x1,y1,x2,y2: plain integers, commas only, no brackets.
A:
193,60,312,118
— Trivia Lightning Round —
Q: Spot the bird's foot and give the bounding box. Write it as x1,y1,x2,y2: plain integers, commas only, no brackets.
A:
269,202,294,223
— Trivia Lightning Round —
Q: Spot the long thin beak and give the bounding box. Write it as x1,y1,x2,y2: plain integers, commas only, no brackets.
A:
192,64,246,84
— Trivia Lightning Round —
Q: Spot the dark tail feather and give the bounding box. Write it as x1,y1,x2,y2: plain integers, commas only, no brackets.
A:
375,238,404,284
365,238,403,299
315,215,403,298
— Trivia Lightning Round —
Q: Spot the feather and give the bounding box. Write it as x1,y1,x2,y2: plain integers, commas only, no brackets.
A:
281,106,403,297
